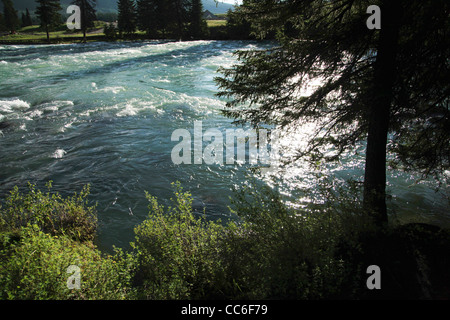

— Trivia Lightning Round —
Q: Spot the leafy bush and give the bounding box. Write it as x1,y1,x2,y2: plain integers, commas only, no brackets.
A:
132,182,230,299
0,224,135,299
220,182,358,299
131,180,367,299
0,182,97,242
0,183,135,300
103,23,118,39
3,179,445,300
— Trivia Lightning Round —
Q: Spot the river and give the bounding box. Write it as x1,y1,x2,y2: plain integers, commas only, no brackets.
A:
0,40,448,251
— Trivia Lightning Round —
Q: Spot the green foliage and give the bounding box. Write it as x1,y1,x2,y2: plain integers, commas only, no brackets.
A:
137,0,189,39
132,182,229,299
131,180,369,299
118,0,137,35
73,0,97,30
215,0,450,227
188,0,208,39
35,0,62,33
0,225,135,299
2,0,20,32
0,183,136,300
225,8,253,40
0,12,5,31
104,22,118,39
0,182,97,243
221,181,364,299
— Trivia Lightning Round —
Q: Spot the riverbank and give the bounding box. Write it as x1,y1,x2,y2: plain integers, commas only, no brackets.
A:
0,21,242,45
1,182,449,300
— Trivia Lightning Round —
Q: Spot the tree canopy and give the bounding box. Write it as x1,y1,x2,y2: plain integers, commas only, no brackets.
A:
137,0,207,39
216,0,450,227
118,0,137,35
35,0,62,41
1,0,20,32
72,0,97,41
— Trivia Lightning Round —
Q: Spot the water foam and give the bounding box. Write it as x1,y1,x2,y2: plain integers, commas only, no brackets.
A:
52,149,66,159
94,86,126,94
0,99,30,113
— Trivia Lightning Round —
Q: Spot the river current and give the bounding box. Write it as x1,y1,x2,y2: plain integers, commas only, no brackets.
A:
0,40,448,251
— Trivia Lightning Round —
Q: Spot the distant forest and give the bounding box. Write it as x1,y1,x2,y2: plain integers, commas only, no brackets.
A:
0,0,253,41
1,0,234,13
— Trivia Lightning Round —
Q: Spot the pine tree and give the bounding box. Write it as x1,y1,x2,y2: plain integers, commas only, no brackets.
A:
21,12,26,27
2,0,20,33
20,12,26,27
137,0,164,37
137,0,189,39
0,12,4,31
216,0,450,228
189,0,207,39
118,0,137,35
72,0,97,42
25,8,33,26
35,0,62,42
169,0,189,39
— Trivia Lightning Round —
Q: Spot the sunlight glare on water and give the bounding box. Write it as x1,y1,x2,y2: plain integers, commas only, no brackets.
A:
0,40,448,251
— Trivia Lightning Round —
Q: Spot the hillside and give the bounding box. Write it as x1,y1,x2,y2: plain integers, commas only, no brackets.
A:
6,0,235,14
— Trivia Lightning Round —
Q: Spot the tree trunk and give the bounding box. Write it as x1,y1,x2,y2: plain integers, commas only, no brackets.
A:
81,0,86,43
363,1,401,228
175,0,183,40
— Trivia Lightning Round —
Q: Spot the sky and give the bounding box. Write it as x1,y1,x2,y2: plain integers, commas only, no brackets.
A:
219,0,243,5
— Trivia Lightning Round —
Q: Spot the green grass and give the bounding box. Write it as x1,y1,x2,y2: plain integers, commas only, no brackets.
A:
0,24,107,43
1,20,229,43
206,20,227,28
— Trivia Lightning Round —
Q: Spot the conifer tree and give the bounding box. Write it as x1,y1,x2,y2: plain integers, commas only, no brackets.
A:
25,8,33,26
0,12,4,31
72,0,97,42
189,0,207,39
118,0,137,35
21,12,26,27
35,0,62,42
137,0,166,37
2,0,20,33
216,0,450,228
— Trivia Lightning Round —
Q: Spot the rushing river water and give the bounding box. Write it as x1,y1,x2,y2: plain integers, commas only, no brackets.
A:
0,41,448,251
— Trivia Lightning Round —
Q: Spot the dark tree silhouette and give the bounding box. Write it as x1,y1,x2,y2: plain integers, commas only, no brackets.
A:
35,0,62,42
72,0,97,42
118,0,137,35
216,0,450,228
2,0,20,32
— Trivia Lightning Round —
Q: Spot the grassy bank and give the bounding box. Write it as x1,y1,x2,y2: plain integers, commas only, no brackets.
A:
0,23,108,44
1,181,449,300
0,20,233,45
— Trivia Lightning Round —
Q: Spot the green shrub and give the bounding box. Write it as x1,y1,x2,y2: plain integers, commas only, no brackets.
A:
0,224,135,300
221,182,354,299
132,182,231,299
0,182,97,242
131,180,367,300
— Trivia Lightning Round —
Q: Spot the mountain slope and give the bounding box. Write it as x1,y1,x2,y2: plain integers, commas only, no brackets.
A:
8,0,235,14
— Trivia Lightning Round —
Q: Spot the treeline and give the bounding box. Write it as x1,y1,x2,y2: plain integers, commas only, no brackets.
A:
0,0,255,41
0,0,22,32
114,0,255,40
115,0,207,39
0,0,98,42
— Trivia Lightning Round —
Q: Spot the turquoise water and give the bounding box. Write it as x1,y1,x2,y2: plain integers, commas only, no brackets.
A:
0,40,448,251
